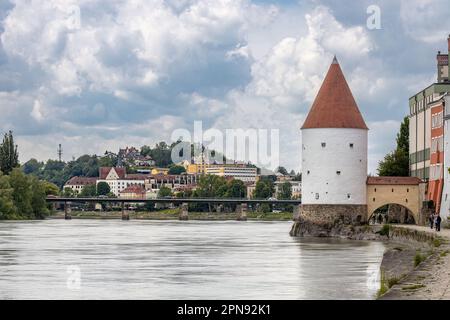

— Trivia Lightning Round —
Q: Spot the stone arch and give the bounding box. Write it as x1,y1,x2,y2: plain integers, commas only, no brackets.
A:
366,177,423,225
368,203,416,225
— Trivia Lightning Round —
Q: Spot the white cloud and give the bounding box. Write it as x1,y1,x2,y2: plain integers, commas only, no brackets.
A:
31,99,44,122
1,0,446,175
209,5,375,171
400,0,450,43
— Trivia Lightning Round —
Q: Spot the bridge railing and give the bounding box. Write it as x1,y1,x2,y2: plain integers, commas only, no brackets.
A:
46,197,302,221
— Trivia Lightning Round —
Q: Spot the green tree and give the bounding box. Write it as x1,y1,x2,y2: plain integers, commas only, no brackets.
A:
30,177,49,219
158,185,172,197
278,181,292,200
80,184,97,197
377,117,409,176
168,165,186,175
63,187,75,197
0,172,16,220
0,131,19,175
253,179,275,199
22,158,44,175
96,182,111,196
276,166,289,175
194,175,228,198
9,169,33,218
42,181,60,196
225,179,246,198
149,142,172,167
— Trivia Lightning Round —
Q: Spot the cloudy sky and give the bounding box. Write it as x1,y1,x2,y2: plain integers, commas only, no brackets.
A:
1,0,450,174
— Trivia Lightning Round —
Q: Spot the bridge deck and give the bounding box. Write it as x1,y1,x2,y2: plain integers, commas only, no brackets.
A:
46,197,302,205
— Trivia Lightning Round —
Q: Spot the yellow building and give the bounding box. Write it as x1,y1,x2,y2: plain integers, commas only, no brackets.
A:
151,168,170,175
186,163,208,174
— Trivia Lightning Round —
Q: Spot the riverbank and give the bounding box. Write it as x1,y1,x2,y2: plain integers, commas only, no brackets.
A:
378,225,450,300
49,209,294,221
289,219,450,299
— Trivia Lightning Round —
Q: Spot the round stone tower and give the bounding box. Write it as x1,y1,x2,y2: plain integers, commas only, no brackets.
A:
299,56,368,229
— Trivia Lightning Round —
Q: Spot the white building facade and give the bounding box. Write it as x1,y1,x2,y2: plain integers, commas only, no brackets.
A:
439,94,450,221
301,128,367,204
205,166,257,183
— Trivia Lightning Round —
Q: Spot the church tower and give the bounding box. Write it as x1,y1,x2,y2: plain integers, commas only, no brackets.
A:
300,56,368,228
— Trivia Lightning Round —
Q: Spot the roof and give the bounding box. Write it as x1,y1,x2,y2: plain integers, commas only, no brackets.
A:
366,176,423,185
120,185,145,194
301,56,368,130
99,167,126,179
65,176,98,186
126,174,150,180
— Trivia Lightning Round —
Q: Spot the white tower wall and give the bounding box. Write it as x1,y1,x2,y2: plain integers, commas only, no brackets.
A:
302,128,368,205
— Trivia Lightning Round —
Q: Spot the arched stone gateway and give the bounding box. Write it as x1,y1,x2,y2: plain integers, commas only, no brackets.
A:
366,176,426,224
368,203,416,224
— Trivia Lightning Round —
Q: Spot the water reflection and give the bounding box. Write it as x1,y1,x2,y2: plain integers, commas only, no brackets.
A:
0,220,385,299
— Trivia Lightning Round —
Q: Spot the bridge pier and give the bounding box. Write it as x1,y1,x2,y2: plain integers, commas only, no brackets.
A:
293,204,301,221
121,202,129,221
179,203,189,221
236,203,248,221
64,202,72,220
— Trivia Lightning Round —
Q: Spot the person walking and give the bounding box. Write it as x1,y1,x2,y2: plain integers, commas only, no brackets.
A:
435,214,442,232
429,212,435,229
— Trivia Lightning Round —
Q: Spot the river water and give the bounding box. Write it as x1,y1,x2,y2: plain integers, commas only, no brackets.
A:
0,220,385,300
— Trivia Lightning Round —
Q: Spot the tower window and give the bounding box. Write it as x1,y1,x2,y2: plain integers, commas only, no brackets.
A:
373,198,376,202
406,198,408,203
349,143,354,148
315,193,319,200
374,188,377,192
347,194,351,199
407,188,409,193
336,171,341,175
307,170,310,175
392,188,394,192
321,142,326,148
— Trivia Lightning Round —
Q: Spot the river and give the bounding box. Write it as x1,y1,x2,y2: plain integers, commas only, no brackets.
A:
0,220,385,300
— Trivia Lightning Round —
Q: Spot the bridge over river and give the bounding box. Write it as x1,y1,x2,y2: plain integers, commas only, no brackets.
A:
46,197,302,221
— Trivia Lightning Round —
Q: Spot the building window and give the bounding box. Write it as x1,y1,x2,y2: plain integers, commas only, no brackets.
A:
373,198,375,202
349,143,354,148
347,194,351,199
374,188,377,192
406,199,408,203
336,171,341,175
321,142,326,148
392,188,394,192
315,193,319,200
407,188,409,193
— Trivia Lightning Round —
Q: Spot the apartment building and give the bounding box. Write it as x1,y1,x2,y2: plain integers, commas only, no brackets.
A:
409,35,450,211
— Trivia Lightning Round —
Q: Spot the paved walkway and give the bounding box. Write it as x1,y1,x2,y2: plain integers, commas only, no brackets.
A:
380,225,450,300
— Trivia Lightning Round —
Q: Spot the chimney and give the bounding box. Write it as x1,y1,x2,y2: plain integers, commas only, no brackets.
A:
448,34,450,52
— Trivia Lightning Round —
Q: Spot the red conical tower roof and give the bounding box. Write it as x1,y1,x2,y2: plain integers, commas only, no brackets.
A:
301,56,368,130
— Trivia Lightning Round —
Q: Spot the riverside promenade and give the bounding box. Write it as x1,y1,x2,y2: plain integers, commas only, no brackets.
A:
380,225,450,300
